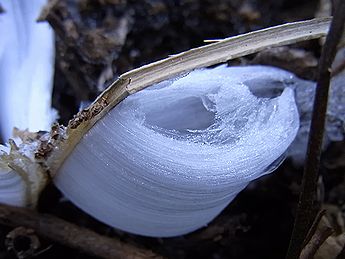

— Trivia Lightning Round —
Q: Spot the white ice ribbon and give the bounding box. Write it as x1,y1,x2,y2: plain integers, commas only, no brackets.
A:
55,65,300,237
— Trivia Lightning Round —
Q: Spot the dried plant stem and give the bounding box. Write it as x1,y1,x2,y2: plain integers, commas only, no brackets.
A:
49,17,331,177
299,216,334,259
302,210,326,248
0,203,162,259
286,2,345,259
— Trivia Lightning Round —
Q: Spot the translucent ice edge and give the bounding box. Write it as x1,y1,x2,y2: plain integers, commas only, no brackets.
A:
0,167,26,206
55,65,300,237
0,0,56,142
0,139,41,207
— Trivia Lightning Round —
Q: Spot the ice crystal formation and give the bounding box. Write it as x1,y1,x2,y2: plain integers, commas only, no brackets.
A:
0,0,54,207
0,0,55,142
55,65,300,237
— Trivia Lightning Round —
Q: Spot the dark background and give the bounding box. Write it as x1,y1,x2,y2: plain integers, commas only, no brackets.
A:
2,1,345,258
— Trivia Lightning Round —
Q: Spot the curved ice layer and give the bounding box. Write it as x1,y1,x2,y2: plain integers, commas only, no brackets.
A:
0,168,26,206
0,0,55,142
0,144,26,206
55,65,300,237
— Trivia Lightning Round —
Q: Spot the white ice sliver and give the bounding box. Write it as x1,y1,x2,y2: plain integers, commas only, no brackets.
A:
55,65,300,237
0,0,55,207
0,165,26,207
0,144,25,206
0,0,55,141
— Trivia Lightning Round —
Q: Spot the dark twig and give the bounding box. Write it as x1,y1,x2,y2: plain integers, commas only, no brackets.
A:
0,203,162,259
285,2,345,259
299,216,334,259
302,210,326,247
5,227,41,259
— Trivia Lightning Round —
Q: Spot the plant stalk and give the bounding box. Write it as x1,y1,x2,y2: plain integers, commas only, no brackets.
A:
286,2,345,258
